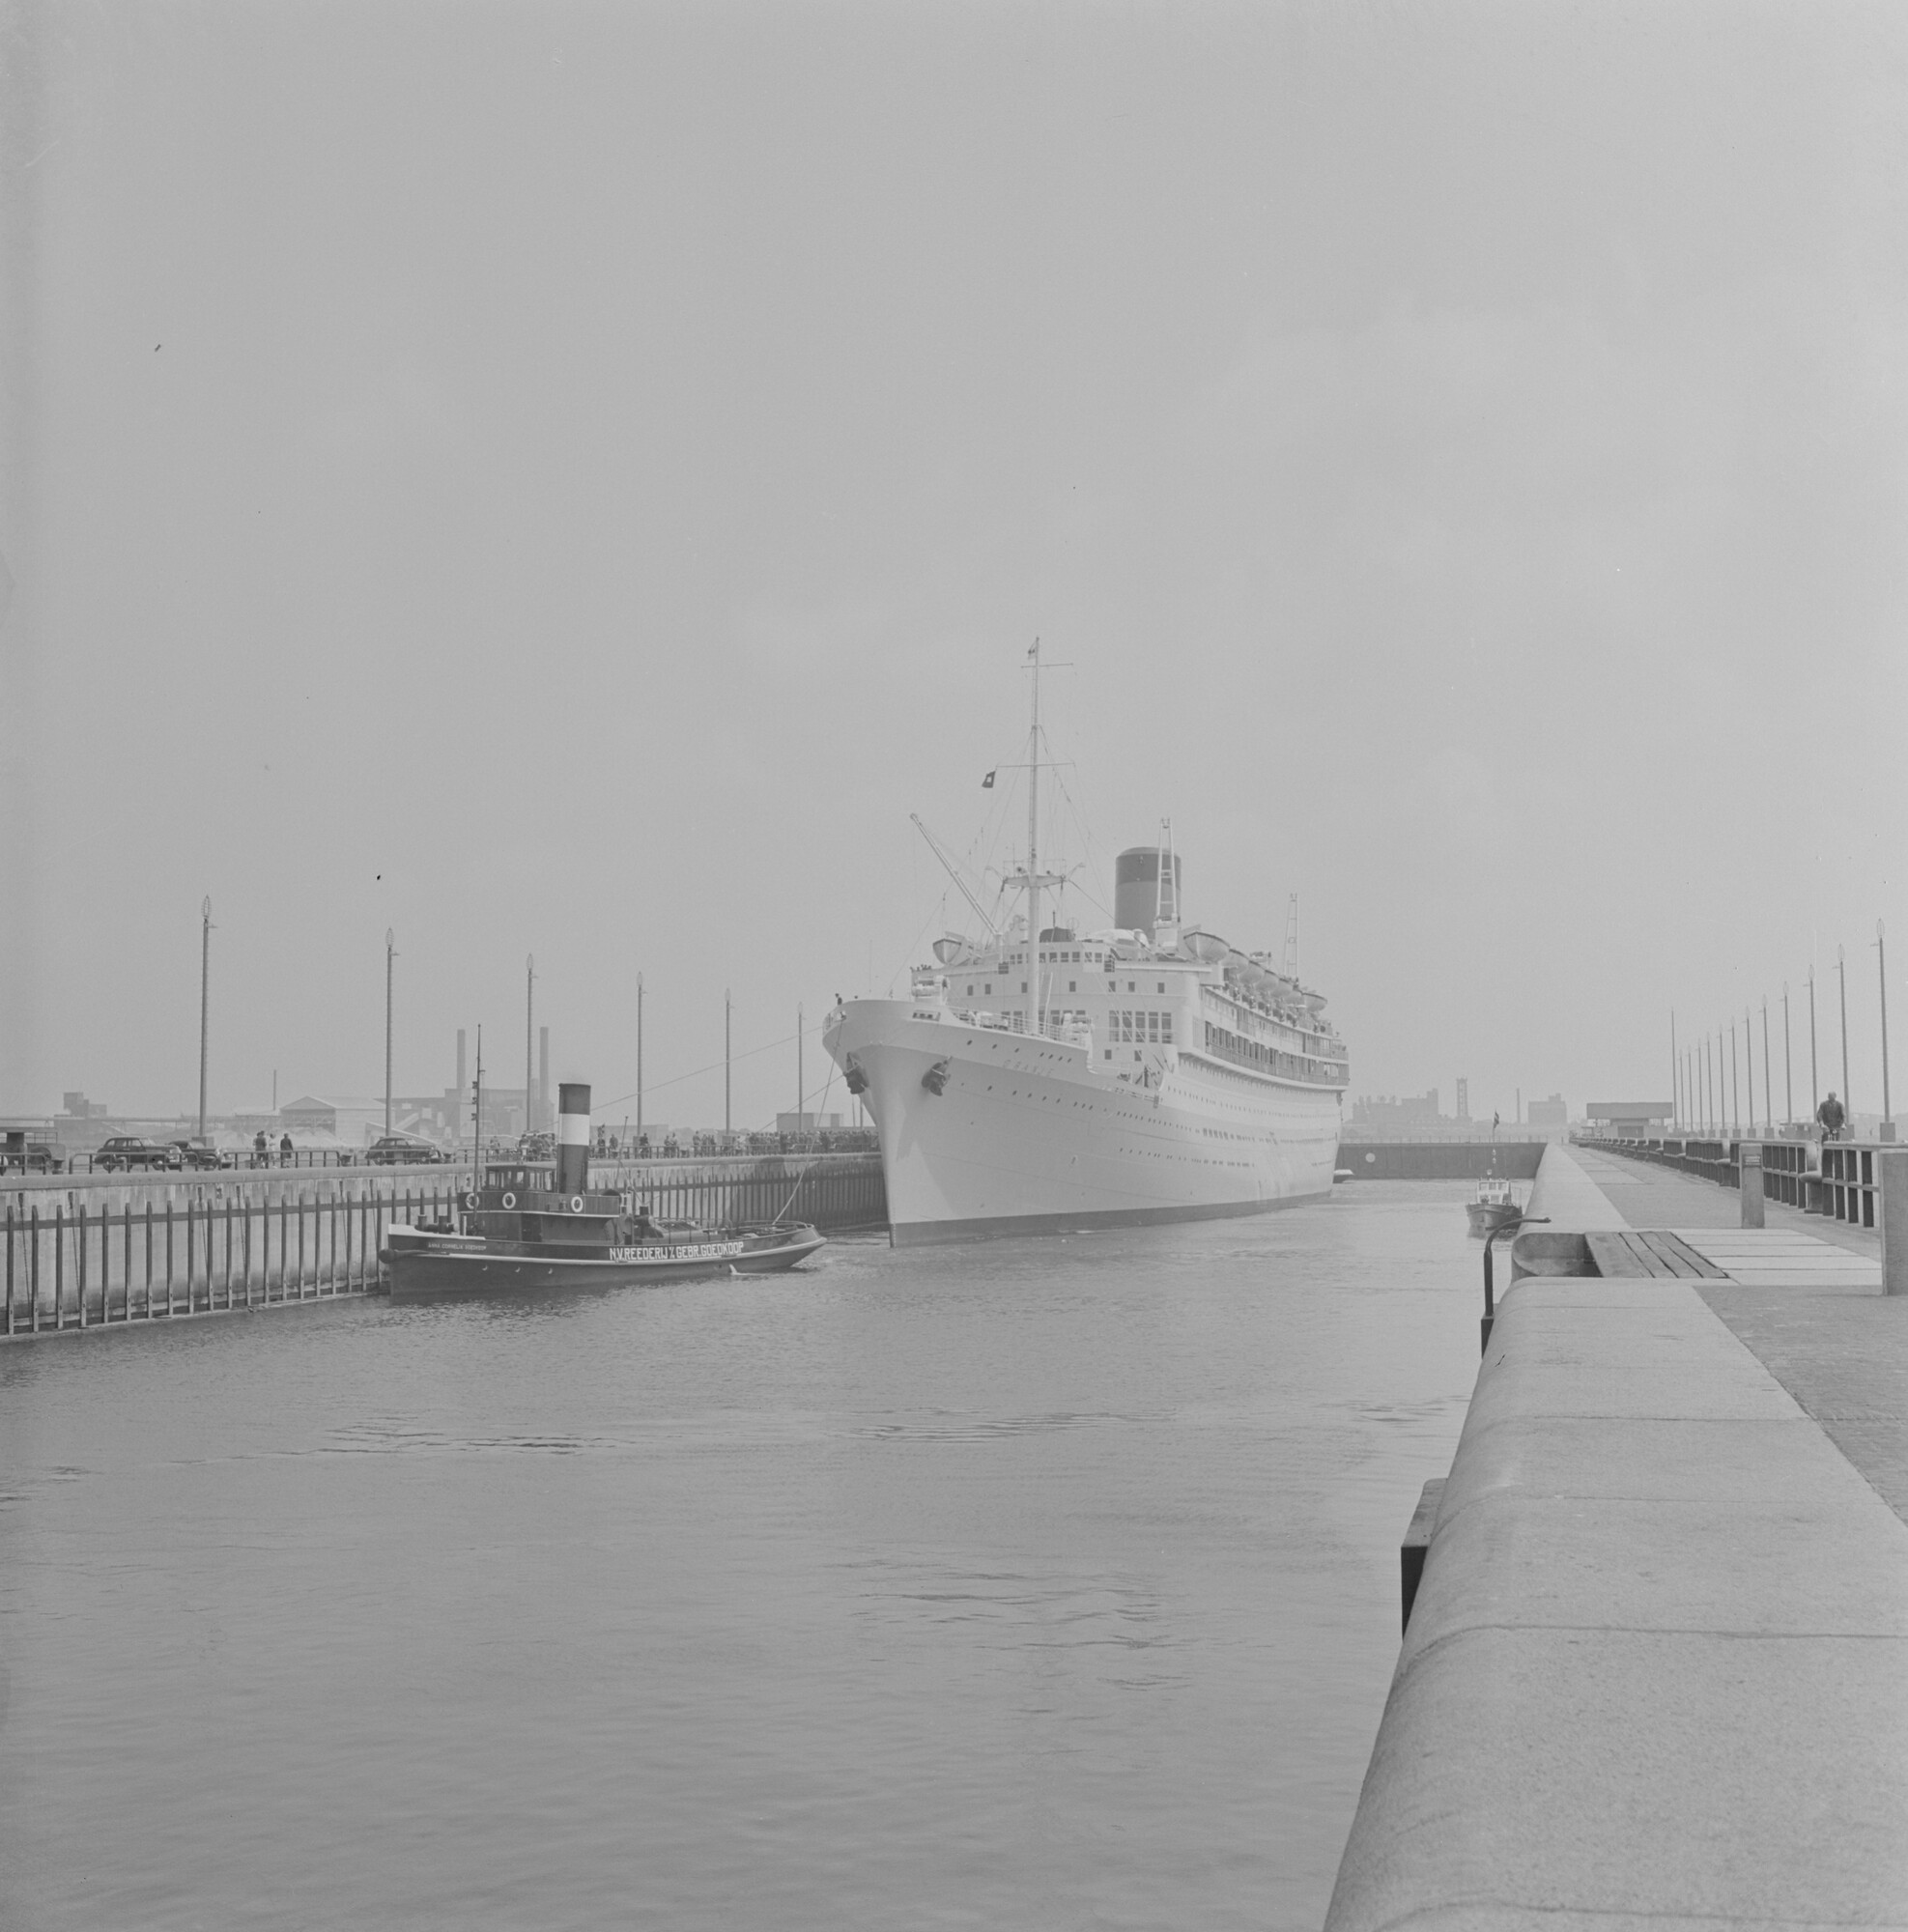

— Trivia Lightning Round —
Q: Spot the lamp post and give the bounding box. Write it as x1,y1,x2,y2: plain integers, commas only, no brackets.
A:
198,896,213,1141
1729,1020,1739,1136
1878,921,1894,1141
1837,945,1851,1124
1782,982,1793,1130
1670,1010,1679,1129
1761,998,1772,1137
1808,966,1819,1125
1747,1005,1756,1136
384,928,395,1141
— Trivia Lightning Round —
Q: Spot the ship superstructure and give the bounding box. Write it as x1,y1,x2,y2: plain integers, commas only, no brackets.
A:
823,645,1349,1245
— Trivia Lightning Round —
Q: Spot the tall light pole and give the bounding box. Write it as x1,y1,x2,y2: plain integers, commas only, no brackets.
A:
1878,921,1893,1140
1808,966,1819,1124
198,896,213,1141
1746,1005,1755,1136
384,928,396,1141
526,953,535,1141
1670,1010,1678,1129
1729,1020,1739,1136
1837,944,1851,1122
1782,982,1793,1130
1760,998,1772,1137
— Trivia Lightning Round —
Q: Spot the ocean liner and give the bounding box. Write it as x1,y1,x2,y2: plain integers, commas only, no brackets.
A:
823,646,1350,1245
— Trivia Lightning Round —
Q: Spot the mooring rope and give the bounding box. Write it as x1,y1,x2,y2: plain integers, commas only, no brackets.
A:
771,1043,843,1229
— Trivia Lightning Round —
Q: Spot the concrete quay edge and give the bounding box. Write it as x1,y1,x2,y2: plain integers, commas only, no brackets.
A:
1325,1143,1908,1930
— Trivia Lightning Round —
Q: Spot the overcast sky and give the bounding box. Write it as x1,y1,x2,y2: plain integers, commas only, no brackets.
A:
4,0,1905,1131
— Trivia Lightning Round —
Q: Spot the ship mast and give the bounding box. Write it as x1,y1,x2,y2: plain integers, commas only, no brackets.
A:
1010,639,1068,1035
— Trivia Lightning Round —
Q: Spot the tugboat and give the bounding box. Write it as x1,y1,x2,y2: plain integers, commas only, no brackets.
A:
1465,1176,1522,1237
382,1082,825,1296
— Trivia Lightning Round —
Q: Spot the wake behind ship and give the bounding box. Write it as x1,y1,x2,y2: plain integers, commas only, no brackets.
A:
824,646,1349,1245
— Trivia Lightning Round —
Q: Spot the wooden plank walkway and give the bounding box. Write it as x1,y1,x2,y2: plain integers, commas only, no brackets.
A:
1582,1228,1726,1279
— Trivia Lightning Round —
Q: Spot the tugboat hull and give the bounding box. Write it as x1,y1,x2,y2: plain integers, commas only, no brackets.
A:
1466,1200,1521,1237
381,1224,826,1297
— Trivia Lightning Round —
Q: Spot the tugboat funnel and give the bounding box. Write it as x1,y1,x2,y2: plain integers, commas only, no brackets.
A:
555,1082,591,1196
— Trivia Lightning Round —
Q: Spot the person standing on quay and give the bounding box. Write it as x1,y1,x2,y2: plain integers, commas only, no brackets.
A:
1816,1091,1846,1141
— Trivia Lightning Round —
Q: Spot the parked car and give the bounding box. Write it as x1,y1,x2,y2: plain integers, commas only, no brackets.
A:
94,1136,174,1173
2,1131,68,1174
168,1138,230,1171
364,1136,447,1165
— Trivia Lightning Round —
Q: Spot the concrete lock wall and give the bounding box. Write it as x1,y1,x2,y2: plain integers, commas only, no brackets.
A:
1338,1142,1546,1181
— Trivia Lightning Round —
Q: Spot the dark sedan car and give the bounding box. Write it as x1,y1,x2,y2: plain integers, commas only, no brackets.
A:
364,1136,447,1165
168,1138,230,1171
94,1136,174,1173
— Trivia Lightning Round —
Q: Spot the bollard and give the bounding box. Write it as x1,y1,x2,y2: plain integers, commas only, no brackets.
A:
1880,1147,1908,1297
1740,1141,1765,1229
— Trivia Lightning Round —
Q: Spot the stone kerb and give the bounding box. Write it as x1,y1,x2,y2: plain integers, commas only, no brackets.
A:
1325,1259,1908,1926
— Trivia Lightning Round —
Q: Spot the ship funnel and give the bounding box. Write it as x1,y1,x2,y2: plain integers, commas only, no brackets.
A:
555,1082,591,1195
1114,846,1182,939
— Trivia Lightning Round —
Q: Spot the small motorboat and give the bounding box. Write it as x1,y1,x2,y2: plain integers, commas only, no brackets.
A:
381,1081,824,1296
1466,1177,1521,1237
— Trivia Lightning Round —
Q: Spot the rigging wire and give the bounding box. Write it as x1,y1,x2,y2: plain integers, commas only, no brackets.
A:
771,1050,842,1226
591,1022,812,1117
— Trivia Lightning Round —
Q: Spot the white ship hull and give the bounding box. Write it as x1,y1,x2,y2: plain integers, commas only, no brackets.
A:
826,1001,1342,1246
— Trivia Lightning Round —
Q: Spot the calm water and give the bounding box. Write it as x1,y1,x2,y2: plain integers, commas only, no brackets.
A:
0,1182,1482,1931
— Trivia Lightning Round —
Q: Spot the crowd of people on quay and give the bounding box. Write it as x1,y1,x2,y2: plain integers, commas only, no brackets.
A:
485,1127,879,1162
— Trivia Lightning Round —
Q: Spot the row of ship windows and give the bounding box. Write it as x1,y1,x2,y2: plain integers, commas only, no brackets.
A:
1204,1023,1345,1081
972,1009,1171,1043
964,980,1172,998
1208,1001,1326,1056
1001,950,1109,968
